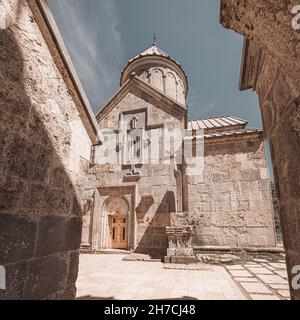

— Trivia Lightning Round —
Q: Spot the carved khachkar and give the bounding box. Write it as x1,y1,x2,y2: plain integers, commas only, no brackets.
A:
164,213,198,263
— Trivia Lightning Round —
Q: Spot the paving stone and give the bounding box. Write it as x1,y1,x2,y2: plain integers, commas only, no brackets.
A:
246,267,274,275
229,270,252,277
254,259,268,263
274,270,288,279
250,294,281,301
257,274,287,284
235,277,259,283
244,263,260,268
240,282,272,294
267,263,286,270
277,290,290,298
226,265,244,270
261,263,275,270
76,254,246,300
269,284,289,290
244,262,259,266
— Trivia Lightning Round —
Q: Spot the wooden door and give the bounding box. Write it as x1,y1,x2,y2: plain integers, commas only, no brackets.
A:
110,214,128,249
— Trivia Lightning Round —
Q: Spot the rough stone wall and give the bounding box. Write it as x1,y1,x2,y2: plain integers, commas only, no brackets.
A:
99,86,185,130
254,51,300,298
87,165,177,256
271,182,282,241
0,0,92,299
220,0,300,81
220,0,300,300
186,136,276,248
88,86,185,256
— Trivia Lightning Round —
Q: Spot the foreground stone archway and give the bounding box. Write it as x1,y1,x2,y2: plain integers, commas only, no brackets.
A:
0,0,99,299
220,0,300,300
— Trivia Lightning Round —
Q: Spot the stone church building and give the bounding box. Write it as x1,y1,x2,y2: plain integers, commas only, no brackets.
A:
4,0,297,300
81,42,276,257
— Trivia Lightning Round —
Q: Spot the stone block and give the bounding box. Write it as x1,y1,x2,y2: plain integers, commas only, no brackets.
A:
26,255,68,299
229,270,252,278
0,176,25,212
63,217,82,251
0,262,27,300
257,274,287,285
211,172,230,182
241,169,261,181
0,213,37,264
6,136,35,180
32,145,52,183
22,183,49,215
45,187,73,216
67,251,79,286
36,215,82,256
35,215,67,257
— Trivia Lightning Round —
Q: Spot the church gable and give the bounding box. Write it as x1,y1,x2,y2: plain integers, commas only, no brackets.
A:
97,77,186,130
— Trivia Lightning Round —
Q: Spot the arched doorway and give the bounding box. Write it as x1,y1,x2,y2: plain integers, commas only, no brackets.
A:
104,196,130,250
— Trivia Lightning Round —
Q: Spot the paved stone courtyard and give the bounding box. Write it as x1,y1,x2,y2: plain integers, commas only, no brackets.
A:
76,254,290,300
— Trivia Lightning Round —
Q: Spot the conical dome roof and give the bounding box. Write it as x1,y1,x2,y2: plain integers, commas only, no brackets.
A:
120,41,188,98
128,44,170,62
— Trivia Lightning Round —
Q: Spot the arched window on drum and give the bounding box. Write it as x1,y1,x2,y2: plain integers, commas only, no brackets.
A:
165,72,177,100
150,68,164,92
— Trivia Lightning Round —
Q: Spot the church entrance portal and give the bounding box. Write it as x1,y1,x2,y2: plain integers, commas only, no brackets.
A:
109,213,128,249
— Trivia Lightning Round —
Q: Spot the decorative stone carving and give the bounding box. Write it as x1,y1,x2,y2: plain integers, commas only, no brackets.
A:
164,212,198,264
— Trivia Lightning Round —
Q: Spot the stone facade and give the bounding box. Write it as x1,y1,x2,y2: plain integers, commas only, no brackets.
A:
220,0,300,300
187,135,275,248
271,182,282,241
0,0,98,299
82,42,276,257
87,81,185,256
0,0,282,301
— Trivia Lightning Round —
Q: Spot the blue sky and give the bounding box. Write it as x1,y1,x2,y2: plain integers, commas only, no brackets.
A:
47,0,273,178
48,0,261,123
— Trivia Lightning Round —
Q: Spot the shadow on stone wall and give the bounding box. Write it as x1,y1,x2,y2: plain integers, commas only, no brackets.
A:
0,29,83,299
134,191,175,258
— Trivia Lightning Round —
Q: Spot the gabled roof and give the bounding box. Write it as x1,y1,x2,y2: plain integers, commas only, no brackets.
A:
186,115,263,141
188,116,248,133
96,75,187,122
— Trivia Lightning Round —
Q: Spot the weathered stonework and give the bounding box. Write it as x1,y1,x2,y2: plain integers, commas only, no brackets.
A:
83,41,276,260
0,0,282,300
0,0,97,299
220,0,300,300
187,135,276,248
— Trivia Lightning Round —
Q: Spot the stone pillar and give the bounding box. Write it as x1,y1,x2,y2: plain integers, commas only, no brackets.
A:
220,0,300,300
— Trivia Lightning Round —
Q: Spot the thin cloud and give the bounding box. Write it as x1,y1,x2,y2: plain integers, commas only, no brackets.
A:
48,0,124,112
